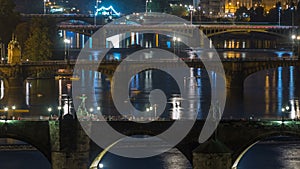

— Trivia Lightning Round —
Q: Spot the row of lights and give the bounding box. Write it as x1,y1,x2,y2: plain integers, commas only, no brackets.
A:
47,106,101,113
3,105,16,111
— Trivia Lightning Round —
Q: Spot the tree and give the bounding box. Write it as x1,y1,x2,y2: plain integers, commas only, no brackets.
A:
149,0,171,13
235,6,250,22
295,1,300,25
23,18,53,61
14,22,30,51
170,6,188,17
0,0,19,44
249,6,265,22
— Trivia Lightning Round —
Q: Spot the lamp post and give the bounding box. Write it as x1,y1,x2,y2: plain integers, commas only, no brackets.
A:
278,6,282,26
281,105,290,125
64,39,70,62
94,0,101,25
43,0,47,14
189,5,194,25
173,37,181,55
291,6,295,27
297,35,300,57
48,107,52,120
146,0,152,13
4,107,8,121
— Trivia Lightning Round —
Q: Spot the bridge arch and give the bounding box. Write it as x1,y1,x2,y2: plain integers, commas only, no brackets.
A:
206,30,288,39
89,131,192,169
0,132,51,163
57,19,92,26
232,131,300,169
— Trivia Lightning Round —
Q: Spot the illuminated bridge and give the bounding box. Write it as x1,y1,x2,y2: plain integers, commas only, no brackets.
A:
0,59,299,90
20,14,298,38
0,119,300,169
57,24,298,38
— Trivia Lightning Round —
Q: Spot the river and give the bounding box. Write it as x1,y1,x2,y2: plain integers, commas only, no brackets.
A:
0,50,299,169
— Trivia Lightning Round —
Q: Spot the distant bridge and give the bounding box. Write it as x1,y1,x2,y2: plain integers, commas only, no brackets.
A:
57,24,297,38
20,13,298,38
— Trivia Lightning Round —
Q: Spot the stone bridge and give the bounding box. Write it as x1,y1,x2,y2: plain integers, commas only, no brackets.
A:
57,24,298,39
199,25,297,38
0,59,299,91
0,62,69,87
0,119,299,169
72,59,300,91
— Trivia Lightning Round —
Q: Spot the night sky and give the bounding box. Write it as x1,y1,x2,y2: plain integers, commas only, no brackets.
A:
13,0,145,14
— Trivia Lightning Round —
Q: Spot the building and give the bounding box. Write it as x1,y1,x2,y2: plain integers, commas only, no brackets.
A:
200,0,225,16
224,0,252,15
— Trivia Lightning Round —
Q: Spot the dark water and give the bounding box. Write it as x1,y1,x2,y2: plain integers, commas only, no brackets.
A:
1,138,300,169
0,151,51,169
238,137,300,169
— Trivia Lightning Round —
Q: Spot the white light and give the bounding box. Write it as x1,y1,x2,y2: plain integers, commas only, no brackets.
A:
89,108,94,112
97,107,101,111
58,106,62,110
12,105,16,110
64,39,70,44
281,108,285,112
48,107,52,112
285,106,290,110
292,35,296,39
4,107,8,111
99,163,104,168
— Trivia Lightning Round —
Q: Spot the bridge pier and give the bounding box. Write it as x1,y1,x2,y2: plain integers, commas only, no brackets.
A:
193,139,232,169
49,120,90,169
225,74,245,117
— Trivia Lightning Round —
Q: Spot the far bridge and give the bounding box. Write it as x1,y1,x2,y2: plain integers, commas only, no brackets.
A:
57,24,298,38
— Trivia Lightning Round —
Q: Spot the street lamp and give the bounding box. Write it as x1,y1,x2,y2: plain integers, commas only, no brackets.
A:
281,105,290,124
43,0,47,14
291,6,295,27
94,0,102,25
189,5,194,25
4,107,8,121
64,39,70,62
173,37,181,54
146,0,152,13
278,6,282,26
48,107,52,119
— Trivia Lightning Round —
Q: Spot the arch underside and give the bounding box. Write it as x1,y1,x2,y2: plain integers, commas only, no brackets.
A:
89,130,195,169
232,131,300,168
206,29,289,38
0,133,51,163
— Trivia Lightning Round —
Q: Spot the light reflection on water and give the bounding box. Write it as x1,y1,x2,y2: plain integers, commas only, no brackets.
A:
101,148,192,169
0,65,299,120
238,137,300,169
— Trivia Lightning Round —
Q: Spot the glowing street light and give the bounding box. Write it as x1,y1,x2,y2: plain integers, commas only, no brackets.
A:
4,107,8,121
189,5,194,25
43,0,48,14
173,37,181,54
278,6,282,26
146,0,152,13
94,0,102,25
64,39,70,62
